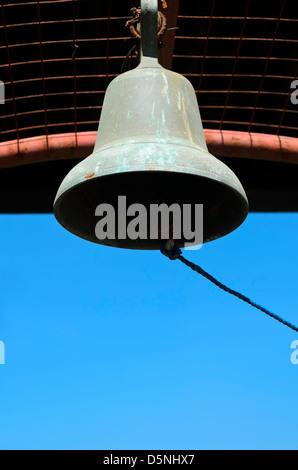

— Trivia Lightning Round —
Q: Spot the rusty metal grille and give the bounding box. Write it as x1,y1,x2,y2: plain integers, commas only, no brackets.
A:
175,0,298,137
0,0,298,145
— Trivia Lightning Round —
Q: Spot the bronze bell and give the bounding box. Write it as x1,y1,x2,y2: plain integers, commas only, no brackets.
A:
54,0,248,250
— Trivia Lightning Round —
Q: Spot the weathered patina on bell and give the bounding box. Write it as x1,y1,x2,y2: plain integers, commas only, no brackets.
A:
54,0,248,249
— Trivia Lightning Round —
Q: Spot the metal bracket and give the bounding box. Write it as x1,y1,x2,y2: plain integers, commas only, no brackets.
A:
139,0,161,68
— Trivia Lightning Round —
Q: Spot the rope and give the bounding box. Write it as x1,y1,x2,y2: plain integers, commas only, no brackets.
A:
121,45,138,73
125,7,167,43
160,242,298,333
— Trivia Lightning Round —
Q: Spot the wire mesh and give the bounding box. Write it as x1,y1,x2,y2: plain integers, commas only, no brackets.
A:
0,0,297,144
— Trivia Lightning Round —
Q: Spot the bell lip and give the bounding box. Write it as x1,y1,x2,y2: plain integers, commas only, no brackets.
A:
53,140,248,206
53,168,249,250
54,161,249,206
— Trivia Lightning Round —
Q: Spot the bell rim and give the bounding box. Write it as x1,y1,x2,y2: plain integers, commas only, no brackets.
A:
54,141,248,206
54,168,249,250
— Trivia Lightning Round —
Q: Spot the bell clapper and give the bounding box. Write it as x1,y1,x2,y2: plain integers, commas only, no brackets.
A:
165,239,175,251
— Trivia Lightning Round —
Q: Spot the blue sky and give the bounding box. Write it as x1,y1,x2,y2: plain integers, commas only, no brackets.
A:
0,212,298,450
